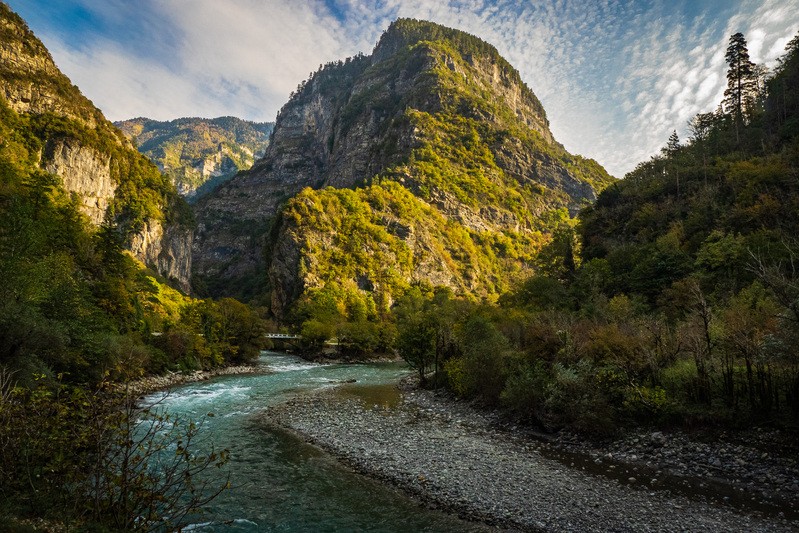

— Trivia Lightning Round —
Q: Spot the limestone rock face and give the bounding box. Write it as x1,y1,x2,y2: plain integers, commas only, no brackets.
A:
1,4,194,291
129,221,194,293
42,139,115,225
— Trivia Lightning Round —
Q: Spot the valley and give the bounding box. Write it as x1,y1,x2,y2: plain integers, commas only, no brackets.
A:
2,1,799,531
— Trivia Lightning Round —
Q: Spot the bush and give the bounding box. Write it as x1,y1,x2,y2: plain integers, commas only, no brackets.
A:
458,315,510,405
443,356,467,396
500,359,551,423
0,375,229,530
545,361,617,435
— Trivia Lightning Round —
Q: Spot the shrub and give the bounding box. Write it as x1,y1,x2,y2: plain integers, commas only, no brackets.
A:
500,359,551,423
545,361,617,435
443,356,468,396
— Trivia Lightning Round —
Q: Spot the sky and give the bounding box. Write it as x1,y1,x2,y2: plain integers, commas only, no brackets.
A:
6,0,799,178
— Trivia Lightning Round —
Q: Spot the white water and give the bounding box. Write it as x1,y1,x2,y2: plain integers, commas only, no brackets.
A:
142,352,480,532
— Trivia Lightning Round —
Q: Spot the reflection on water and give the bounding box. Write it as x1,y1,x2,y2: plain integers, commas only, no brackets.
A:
142,352,484,532
334,383,404,409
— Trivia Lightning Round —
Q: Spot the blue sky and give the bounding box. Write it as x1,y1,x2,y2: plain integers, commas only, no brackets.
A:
6,0,799,177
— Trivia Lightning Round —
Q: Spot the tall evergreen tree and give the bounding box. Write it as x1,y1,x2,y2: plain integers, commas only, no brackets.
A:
662,130,681,157
723,32,757,142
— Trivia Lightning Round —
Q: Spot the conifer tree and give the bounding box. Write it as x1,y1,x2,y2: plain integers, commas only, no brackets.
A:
662,130,681,198
723,32,757,142
662,130,681,157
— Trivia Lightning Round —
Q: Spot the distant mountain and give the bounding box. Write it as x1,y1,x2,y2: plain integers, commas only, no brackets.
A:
115,117,274,200
193,18,614,314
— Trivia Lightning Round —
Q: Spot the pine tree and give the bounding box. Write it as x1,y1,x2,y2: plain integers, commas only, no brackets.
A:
723,32,757,143
662,130,681,199
662,130,681,157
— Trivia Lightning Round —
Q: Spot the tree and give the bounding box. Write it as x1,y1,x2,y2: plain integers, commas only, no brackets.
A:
723,32,758,142
662,130,681,157
394,287,435,385
0,379,229,530
535,223,579,283
688,112,717,183
662,130,681,198
393,286,462,386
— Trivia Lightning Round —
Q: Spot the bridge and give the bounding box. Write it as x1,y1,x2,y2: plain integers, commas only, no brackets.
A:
264,333,302,340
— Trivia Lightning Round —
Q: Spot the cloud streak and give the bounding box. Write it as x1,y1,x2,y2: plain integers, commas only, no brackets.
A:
8,0,799,177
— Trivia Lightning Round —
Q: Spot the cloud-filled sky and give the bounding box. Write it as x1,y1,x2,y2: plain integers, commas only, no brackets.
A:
7,0,799,177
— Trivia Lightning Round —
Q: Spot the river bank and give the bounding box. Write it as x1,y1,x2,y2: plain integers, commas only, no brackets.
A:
263,380,799,532
124,364,264,396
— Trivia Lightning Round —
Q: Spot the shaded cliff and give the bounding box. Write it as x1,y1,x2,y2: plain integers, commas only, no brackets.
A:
115,116,274,200
0,4,193,290
194,18,614,312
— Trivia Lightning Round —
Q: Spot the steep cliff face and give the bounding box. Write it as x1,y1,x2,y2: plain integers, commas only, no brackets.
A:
42,138,115,224
0,4,193,290
195,18,614,312
129,220,194,292
115,116,274,200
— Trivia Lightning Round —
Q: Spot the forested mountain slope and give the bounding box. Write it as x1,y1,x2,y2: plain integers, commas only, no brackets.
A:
0,3,264,385
420,32,799,433
581,33,799,306
194,18,613,314
115,116,274,200
0,3,194,288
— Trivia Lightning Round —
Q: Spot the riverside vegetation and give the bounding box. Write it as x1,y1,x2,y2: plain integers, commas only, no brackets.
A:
0,5,264,530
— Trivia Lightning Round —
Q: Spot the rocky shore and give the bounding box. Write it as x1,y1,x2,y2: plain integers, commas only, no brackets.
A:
124,364,264,396
264,382,799,532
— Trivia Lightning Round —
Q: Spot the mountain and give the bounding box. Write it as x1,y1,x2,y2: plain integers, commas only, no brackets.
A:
194,18,614,315
115,116,274,201
0,3,192,289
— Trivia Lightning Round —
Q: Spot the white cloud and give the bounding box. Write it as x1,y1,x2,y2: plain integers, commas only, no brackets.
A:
13,0,799,177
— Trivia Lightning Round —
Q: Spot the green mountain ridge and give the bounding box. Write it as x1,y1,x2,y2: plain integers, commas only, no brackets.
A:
0,2,267,387
115,116,274,201
194,18,614,317
0,3,194,288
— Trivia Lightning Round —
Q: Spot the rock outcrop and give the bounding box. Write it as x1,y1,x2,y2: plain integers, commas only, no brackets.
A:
129,220,194,292
42,138,115,224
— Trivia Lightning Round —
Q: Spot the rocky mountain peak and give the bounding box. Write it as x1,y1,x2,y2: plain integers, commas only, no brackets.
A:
193,18,614,313
372,18,551,141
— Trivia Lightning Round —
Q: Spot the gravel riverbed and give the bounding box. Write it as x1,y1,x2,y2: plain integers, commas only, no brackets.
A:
264,382,799,532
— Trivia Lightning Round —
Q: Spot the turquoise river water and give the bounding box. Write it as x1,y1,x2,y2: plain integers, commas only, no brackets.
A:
141,352,481,532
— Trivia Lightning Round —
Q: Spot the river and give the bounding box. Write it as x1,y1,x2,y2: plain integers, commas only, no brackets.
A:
141,352,482,532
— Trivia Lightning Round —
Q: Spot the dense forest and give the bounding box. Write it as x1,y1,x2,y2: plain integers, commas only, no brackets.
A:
375,32,799,434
